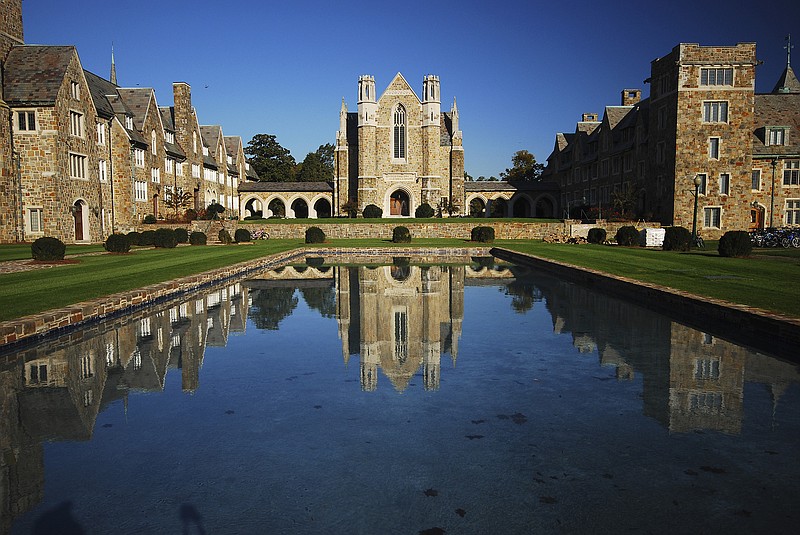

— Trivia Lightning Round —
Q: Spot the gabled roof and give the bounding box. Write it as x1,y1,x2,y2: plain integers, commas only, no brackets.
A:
159,106,176,130
117,87,154,131
3,45,76,105
604,106,633,130
200,125,223,152
771,65,800,94
83,69,120,120
245,163,259,180
378,72,421,103
753,93,800,157
224,136,242,160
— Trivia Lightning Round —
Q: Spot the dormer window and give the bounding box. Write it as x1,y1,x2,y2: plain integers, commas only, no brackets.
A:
768,127,787,146
165,131,175,144
70,81,80,100
203,146,209,157
125,116,133,129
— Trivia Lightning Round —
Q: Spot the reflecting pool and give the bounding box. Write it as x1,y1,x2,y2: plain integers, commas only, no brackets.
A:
2,259,799,534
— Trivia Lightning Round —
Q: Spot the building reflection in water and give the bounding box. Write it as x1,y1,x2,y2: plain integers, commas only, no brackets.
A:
0,260,798,531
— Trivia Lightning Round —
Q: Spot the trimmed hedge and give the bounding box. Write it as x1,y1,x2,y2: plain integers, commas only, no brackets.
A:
615,225,639,247
415,203,435,218
234,228,251,243
718,230,752,258
362,204,383,218
139,230,156,246
174,228,189,244
392,226,412,243
305,226,326,244
471,226,495,243
154,228,178,248
104,233,131,253
31,237,66,261
218,229,233,245
143,214,157,224
587,228,607,244
662,226,691,252
189,231,207,245
126,231,141,246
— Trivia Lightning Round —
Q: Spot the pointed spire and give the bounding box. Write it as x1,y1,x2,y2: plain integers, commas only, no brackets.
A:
771,35,800,94
451,97,460,133
786,34,794,67
110,43,117,85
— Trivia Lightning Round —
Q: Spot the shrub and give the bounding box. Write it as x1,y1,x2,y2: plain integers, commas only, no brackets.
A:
31,236,66,261
362,204,383,218
587,228,607,244
143,214,157,224
306,257,325,268
305,226,326,244
126,231,141,246
104,233,131,253
471,226,495,243
392,226,412,243
139,230,157,246
218,229,233,244
174,228,189,243
341,200,359,218
415,203,435,218
662,226,692,251
154,228,178,248
189,231,207,245
615,225,639,247
718,230,753,258
234,228,251,243
184,209,198,222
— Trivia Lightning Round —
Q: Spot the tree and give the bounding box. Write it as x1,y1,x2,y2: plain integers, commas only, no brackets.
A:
500,150,544,182
163,189,193,218
244,134,296,182
296,143,334,182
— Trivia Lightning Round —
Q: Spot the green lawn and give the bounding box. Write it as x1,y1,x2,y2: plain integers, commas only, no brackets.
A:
0,243,107,262
239,217,560,225
497,241,800,317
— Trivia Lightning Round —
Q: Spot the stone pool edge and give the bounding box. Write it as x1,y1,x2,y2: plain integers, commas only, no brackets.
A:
0,246,493,351
492,247,800,359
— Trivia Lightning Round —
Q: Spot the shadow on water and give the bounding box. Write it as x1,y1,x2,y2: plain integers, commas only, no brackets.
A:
180,503,206,535
32,501,84,535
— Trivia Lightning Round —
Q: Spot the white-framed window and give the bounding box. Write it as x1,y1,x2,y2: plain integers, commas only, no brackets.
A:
69,153,87,179
393,105,406,160
784,160,800,186
125,116,134,129
751,169,761,190
697,173,707,195
703,206,721,228
97,122,107,145
99,159,107,182
69,110,84,137
193,131,198,154
151,167,160,183
227,155,233,165
708,137,720,159
192,164,201,178
135,180,148,201
151,130,157,155
70,80,80,100
700,68,733,86
694,358,721,380
786,199,800,225
703,101,728,123
27,207,44,234
176,162,184,176
719,173,730,195
769,128,787,146
16,110,36,131
134,148,145,167
165,158,174,174
165,131,175,144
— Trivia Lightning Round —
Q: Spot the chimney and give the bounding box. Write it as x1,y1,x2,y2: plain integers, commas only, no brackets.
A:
582,113,598,122
621,88,641,106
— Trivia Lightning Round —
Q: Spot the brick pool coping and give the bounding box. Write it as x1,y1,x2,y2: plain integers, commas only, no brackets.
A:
0,247,493,350
491,248,800,360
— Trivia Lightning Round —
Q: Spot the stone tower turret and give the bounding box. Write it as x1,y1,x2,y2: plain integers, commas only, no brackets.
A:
1,0,24,242
357,75,378,208
0,0,24,62
421,75,442,202
335,98,350,214
422,75,440,126
357,75,377,126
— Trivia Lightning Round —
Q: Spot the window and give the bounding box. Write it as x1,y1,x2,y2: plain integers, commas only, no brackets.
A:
719,173,730,195
135,180,148,201
16,110,36,131
97,123,106,145
134,148,145,167
612,157,620,175
601,159,609,177
151,167,160,183
786,199,800,225
700,68,733,86
657,106,667,130
393,105,406,160
703,101,728,123
125,116,133,129
27,208,44,233
176,162,184,176
695,358,720,380
703,206,721,228
623,153,632,172
69,111,84,137
751,169,761,190
656,142,665,164
193,132,198,154
151,131,157,155
70,80,80,99
784,160,800,186
708,137,720,159
769,128,787,146
165,131,175,144
192,164,200,178
69,153,86,179
99,159,107,182
165,158,174,174
697,173,707,195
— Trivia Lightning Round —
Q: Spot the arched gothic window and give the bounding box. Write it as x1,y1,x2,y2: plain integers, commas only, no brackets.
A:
393,105,406,160
151,130,157,155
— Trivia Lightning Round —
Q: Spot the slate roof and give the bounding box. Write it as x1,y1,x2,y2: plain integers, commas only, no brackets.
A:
83,69,121,120
200,125,222,151
440,112,453,146
771,65,800,94
245,163,260,180
117,87,153,131
3,45,76,105
238,181,333,192
605,106,632,130
752,93,800,157
224,136,242,160
203,154,218,169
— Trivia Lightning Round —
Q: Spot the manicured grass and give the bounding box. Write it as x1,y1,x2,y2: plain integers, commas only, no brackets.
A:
0,243,106,262
497,241,800,317
239,217,560,225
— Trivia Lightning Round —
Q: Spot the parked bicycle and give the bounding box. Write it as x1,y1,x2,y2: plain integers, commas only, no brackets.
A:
749,227,800,248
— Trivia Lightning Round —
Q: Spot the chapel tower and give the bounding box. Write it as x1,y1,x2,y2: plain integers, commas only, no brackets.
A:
357,75,378,208
0,0,24,242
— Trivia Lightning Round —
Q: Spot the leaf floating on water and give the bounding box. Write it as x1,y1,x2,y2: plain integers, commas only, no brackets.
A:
496,414,509,420
419,528,445,535
225,410,235,415
511,412,528,425
539,496,557,504
423,488,439,497
455,508,466,518
102,423,113,428
313,405,322,409
684,469,698,476
465,435,484,440
700,466,726,474
602,473,614,479
471,419,485,424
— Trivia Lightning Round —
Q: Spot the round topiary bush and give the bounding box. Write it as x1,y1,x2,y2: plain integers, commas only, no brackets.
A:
392,226,412,243
615,225,640,247
31,236,66,261
189,231,207,245
587,228,607,244
104,233,131,253
718,230,752,258
415,203,435,218
143,214,157,224
126,231,141,246
218,229,233,244
184,209,198,222
174,228,189,244
662,226,692,251
234,228,251,243
471,226,495,243
362,204,383,218
154,228,178,248
139,230,156,246
305,226,326,244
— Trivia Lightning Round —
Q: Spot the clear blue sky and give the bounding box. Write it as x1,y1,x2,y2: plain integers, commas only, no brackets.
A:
22,0,800,179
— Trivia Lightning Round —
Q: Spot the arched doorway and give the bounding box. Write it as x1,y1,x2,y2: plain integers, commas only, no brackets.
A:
244,198,263,219
468,197,486,217
314,198,332,218
268,198,285,218
291,198,309,219
512,196,531,218
489,198,508,218
749,205,765,231
535,197,555,218
389,190,410,216
73,200,88,241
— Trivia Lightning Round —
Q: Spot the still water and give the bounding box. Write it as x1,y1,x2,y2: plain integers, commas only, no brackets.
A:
2,259,799,534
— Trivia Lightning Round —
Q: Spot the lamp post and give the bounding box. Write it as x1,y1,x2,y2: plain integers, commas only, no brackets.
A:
691,174,702,242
